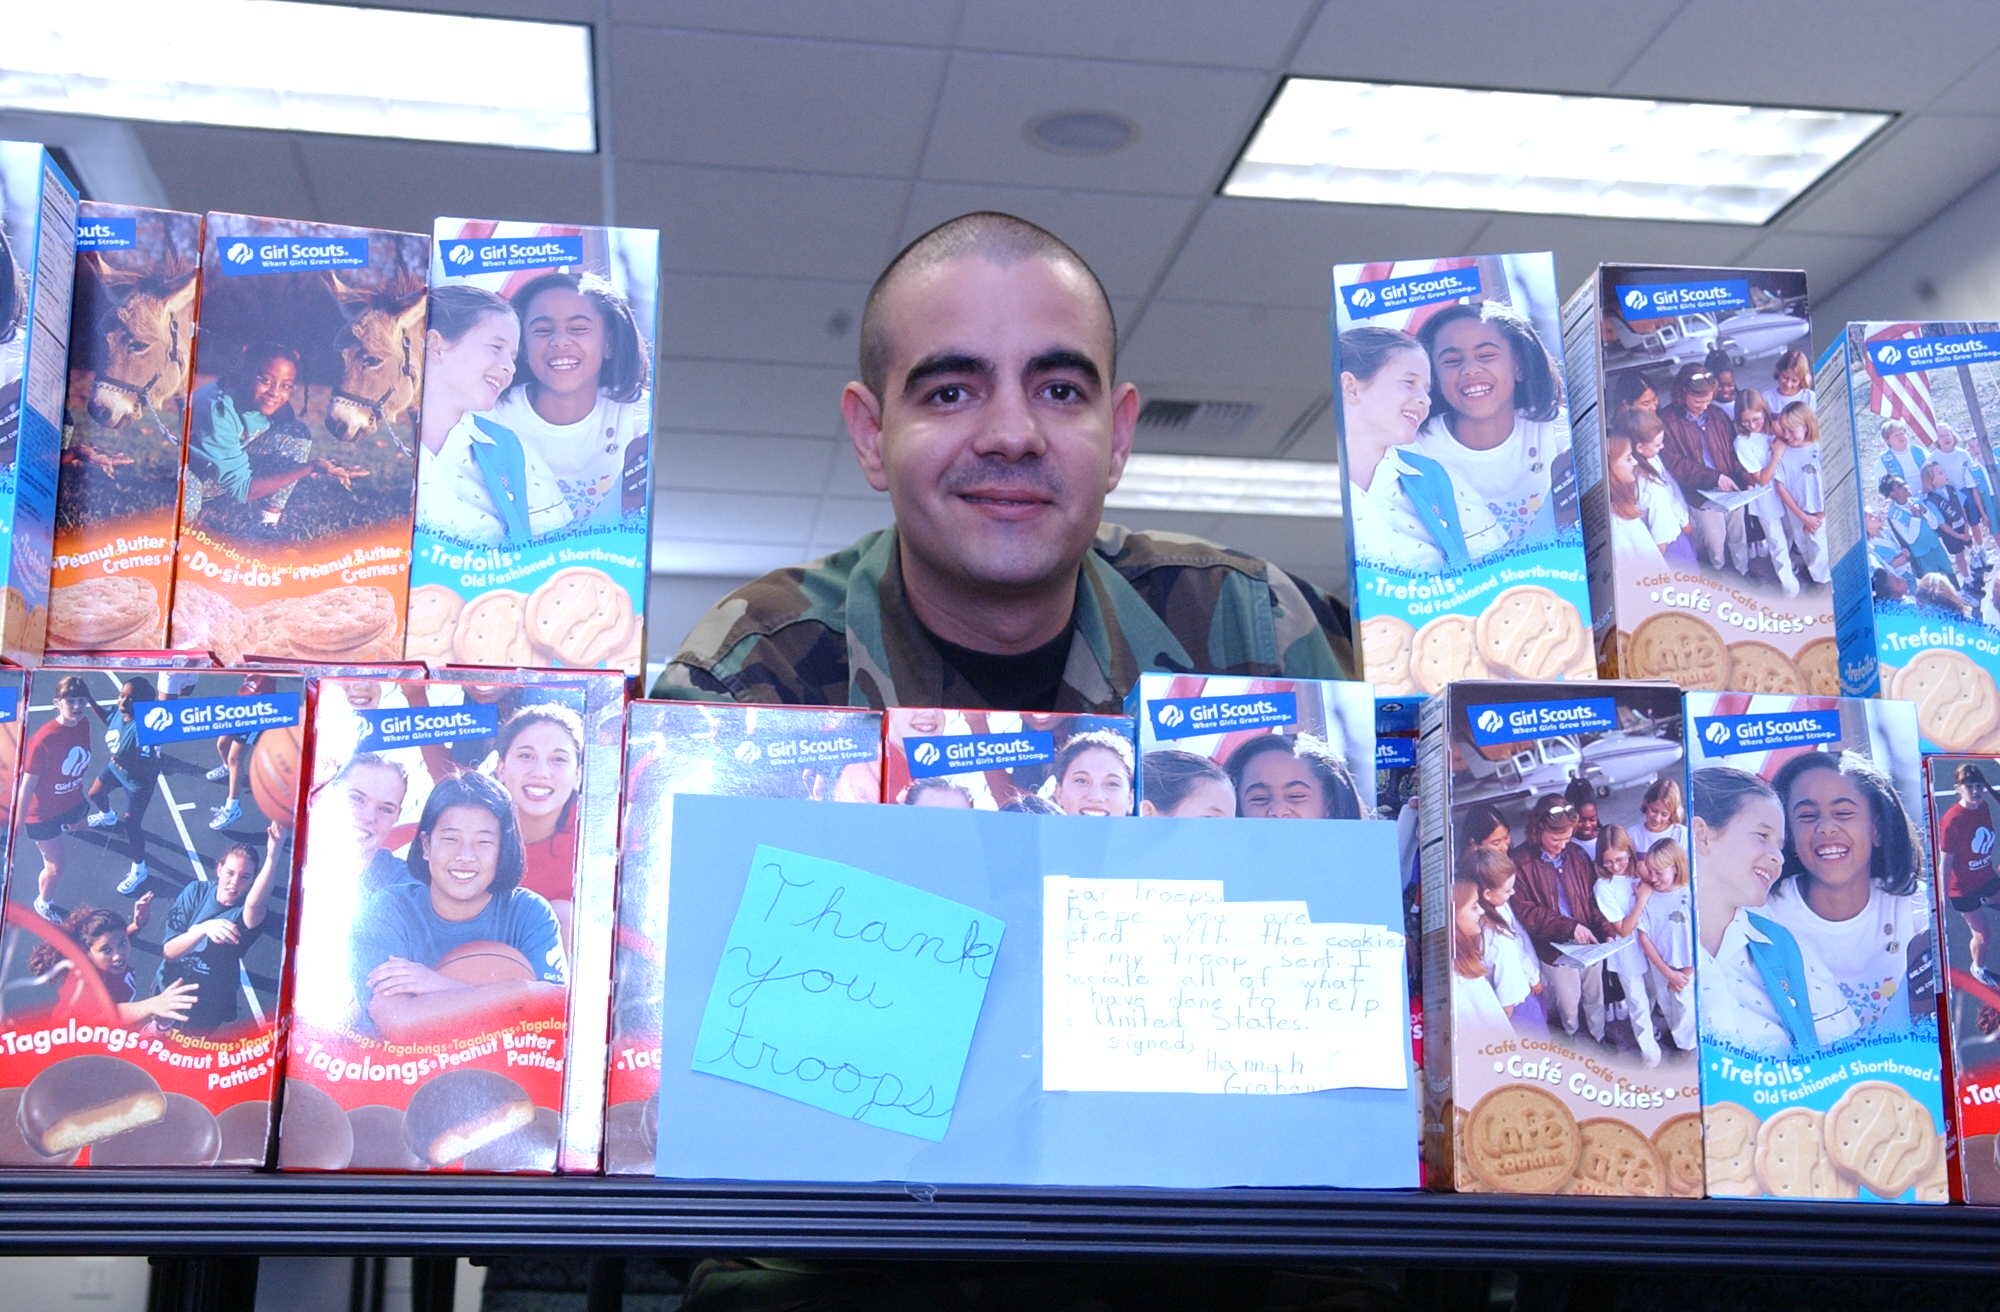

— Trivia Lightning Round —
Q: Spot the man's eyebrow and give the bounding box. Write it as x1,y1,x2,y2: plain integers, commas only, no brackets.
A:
901,352,992,397
1027,349,1102,385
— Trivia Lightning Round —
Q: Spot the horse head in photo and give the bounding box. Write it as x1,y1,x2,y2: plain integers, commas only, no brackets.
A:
83,254,199,430
324,270,425,442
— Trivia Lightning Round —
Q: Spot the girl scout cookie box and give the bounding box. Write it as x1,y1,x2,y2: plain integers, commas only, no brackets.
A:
1820,321,2000,751
406,219,659,677
0,142,80,664
1566,264,1841,694
1687,691,1946,1202
0,668,305,1167
606,701,883,1174
1331,252,1592,701
280,679,578,1173
1418,680,1697,1196
167,214,429,668
1126,673,1375,821
1924,755,2000,1202
884,708,1134,815
49,203,203,655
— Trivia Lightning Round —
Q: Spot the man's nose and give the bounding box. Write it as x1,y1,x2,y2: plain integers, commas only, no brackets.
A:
972,386,1047,460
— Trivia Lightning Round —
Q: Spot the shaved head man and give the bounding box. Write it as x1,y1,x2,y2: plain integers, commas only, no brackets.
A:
660,212,1349,712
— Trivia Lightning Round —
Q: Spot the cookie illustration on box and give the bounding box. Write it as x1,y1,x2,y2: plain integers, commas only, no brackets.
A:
1568,265,1840,692
166,214,428,666
1687,692,1946,1202
884,709,1134,814
607,702,883,1174
0,143,81,664
280,678,580,1173
49,204,204,654
1924,754,2000,1202
1417,681,1697,1195
1331,253,1593,704
1820,323,2000,751
408,220,660,675
0,668,306,1167
1126,673,1374,820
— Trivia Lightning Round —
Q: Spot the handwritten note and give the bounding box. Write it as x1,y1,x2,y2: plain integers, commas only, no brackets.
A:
1041,876,1406,1094
693,845,1004,1140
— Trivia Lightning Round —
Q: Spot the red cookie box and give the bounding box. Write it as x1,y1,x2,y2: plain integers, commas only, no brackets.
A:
1925,754,2000,1202
605,701,884,1174
0,667,306,1167
279,678,575,1172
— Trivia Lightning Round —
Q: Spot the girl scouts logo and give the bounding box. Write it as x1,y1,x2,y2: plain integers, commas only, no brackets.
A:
912,742,942,768
1975,827,1995,857
447,243,475,267
1350,287,1377,309
1876,344,1903,367
1156,705,1186,729
1703,720,1734,747
225,242,253,266
1475,709,1504,735
142,706,174,733
1622,288,1650,312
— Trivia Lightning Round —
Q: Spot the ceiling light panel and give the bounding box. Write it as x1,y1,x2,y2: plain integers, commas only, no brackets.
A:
3,2,595,153
1224,78,1890,225
1109,454,1342,518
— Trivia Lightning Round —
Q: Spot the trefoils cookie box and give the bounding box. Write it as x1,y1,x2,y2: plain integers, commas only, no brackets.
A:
0,142,80,663
431,663,630,1172
50,203,203,654
1418,680,1698,1196
406,219,660,676
0,668,305,1167
1687,692,1945,1201
607,701,883,1174
1924,754,2000,1202
1126,673,1375,820
884,708,1134,814
168,214,429,668
1566,264,1839,694
280,679,575,1172
1821,321,2000,752
1331,252,1593,706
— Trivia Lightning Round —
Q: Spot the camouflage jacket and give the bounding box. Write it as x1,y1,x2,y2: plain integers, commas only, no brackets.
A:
654,524,1353,711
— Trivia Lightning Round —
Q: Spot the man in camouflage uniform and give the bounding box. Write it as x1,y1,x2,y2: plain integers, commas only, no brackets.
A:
656,211,1350,712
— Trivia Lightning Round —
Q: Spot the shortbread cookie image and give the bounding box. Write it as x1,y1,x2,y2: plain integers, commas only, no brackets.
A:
1359,615,1415,693
1564,1118,1667,1197
1726,641,1804,694
1702,1101,1761,1197
1410,614,1489,694
47,575,160,649
1823,1080,1937,1198
1651,1112,1705,1199
404,584,464,662
1626,612,1728,688
526,567,633,667
1793,637,1840,696
168,581,241,653
251,586,398,661
1473,586,1586,680
1892,650,2000,751
452,589,535,665
1464,1084,1581,1194
1754,1106,1857,1199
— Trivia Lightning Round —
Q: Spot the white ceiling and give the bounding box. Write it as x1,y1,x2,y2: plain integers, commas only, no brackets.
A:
11,0,2000,602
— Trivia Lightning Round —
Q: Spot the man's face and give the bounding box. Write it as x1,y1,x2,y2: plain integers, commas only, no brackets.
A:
845,254,1137,604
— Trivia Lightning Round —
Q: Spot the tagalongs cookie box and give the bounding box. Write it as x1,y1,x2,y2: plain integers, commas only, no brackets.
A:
1687,692,1946,1202
1418,680,1699,1196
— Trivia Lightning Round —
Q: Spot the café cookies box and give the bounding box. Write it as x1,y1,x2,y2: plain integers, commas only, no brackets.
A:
0,143,80,663
1126,673,1375,819
1687,692,1946,1202
406,220,660,677
1330,253,1593,708
884,708,1135,813
280,679,577,1173
167,214,429,668
607,702,883,1174
1565,264,1841,694
1822,322,2000,751
0,668,307,1168
48,203,203,654
1417,681,1698,1196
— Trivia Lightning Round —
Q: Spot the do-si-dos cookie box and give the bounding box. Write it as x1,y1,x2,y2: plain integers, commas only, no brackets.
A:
407,220,660,676
1687,692,1946,1202
1568,264,1844,694
1821,321,2000,753
1331,252,1593,705
1419,681,1700,1197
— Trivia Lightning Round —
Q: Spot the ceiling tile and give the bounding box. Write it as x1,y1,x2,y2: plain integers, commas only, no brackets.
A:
1732,232,1896,303
1290,2,1668,90
655,431,842,495
1123,300,1329,391
651,540,822,577
1157,197,1489,307
655,360,852,435
618,163,909,278
294,139,607,234
1780,114,2000,239
610,0,962,44
897,184,1199,298
1123,383,1331,460
662,273,870,366
1930,40,2000,113
957,0,1312,68
135,124,316,222
609,29,944,173
1466,214,1759,292
812,495,895,545
654,489,820,544
1615,0,1993,111
922,52,1272,195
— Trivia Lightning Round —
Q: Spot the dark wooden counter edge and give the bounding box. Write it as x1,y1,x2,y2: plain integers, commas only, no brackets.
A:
2,1173,1999,1271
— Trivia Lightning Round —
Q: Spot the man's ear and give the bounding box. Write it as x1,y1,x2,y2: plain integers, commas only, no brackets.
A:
1104,381,1140,491
843,381,890,493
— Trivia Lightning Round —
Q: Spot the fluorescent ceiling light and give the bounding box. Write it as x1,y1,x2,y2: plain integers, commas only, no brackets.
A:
1224,78,1890,225
1110,454,1342,518
2,2,594,153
